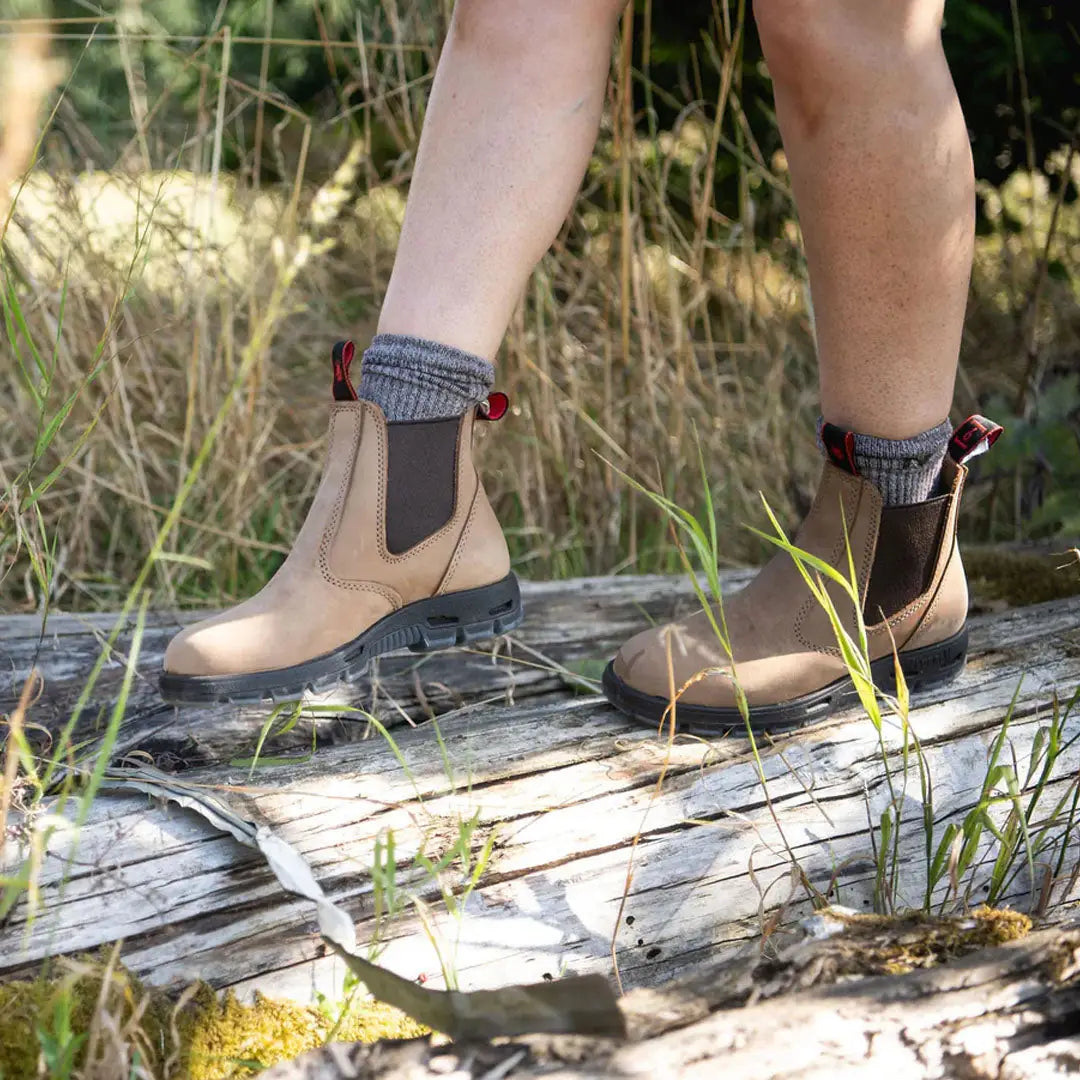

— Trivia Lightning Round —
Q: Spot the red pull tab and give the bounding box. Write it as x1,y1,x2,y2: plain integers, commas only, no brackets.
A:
478,391,509,421
818,421,859,475
332,340,357,402
948,415,1003,465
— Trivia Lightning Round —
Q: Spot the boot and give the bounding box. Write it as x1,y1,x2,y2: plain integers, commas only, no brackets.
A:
603,416,1003,734
160,341,521,705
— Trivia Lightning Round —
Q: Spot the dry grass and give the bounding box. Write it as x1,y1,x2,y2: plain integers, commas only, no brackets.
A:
2,15,1078,1077
1,6,1078,617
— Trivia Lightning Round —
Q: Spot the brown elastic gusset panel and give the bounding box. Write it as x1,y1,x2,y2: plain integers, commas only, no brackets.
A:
385,416,460,555
863,495,951,623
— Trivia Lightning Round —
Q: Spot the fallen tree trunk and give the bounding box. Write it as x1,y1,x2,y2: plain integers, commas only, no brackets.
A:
3,579,1079,1006
0,572,752,766
264,916,1080,1079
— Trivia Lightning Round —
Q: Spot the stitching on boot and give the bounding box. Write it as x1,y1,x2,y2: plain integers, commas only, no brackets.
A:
873,469,966,651
436,482,480,596
865,542,951,656
865,466,966,656
318,407,402,608
384,418,459,554
858,485,879,606
907,467,967,644
908,541,959,644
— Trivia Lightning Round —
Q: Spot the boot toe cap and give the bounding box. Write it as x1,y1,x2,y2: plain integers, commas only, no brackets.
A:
612,619,739,707
612,616,848,710
163,614,265,678
163,620,218,678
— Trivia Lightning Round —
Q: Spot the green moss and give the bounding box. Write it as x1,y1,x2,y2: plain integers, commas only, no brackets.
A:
965,547,1080,608
0,960,425,1080
183,989,427,1079
0,964,170,1079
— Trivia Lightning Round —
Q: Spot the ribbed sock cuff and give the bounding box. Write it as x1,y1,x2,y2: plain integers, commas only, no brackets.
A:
818,418,952,506
359,334,494,422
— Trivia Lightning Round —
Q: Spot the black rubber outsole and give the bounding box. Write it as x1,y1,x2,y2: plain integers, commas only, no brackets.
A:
160,573,523,706
601,626,969,735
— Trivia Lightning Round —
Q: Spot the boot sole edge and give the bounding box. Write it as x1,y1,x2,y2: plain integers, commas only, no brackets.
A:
601,626,969,735
159,573,523,706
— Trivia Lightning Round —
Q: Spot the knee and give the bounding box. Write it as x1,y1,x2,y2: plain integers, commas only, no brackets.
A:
451,0,627,52
753,0,944,82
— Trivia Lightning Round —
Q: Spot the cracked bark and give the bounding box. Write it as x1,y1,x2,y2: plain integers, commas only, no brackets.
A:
263,919,1080,1079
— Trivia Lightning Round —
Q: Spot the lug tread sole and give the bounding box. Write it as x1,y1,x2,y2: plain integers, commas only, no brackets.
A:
602,626,970,735
160,573,523,706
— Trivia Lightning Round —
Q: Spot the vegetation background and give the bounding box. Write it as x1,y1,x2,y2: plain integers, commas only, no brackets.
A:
2,9,1079,1078
2,0,1079,614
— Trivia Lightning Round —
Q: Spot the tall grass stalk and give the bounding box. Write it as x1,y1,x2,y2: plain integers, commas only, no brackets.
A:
621,443,1080,924
4,8,1078,610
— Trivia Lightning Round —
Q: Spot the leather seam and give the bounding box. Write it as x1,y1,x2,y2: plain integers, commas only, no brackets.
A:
373,403,469,564
318,408,403,608
859,486,879,607
913,549,950,641
866,544,950,653
883,470,967,649
866,468,966,652
437,481,480,596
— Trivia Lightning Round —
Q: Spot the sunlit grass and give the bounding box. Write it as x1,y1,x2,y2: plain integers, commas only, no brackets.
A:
1,6,1078,1077
3,9,1077,614
619,443,1080,921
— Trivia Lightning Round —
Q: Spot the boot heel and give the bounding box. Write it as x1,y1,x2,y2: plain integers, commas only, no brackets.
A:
406,573,524,653
873,626,969,694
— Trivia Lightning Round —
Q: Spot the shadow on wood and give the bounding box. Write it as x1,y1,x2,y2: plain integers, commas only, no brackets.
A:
263,918,1080,1078
2,574,1079,1022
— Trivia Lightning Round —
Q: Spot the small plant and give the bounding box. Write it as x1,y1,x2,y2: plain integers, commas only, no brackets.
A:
615,450,1080,934
411,810,498,992
941,685,1080,914
35,989,87,1080
231,701,315,776
369,828,408,962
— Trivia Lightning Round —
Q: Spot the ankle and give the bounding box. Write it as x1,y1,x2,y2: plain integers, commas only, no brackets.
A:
818,417,951,505
360,334,494,422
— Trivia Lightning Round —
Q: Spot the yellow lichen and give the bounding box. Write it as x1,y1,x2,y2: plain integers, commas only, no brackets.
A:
968,905,1033,945
814,905,1033,978
0,959,425,1080
183,989,427,1080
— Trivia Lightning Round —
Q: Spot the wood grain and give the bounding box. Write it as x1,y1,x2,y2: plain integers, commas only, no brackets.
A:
2,576,1079,1016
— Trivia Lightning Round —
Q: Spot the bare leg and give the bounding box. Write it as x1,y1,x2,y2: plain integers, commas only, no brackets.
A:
754,0,974,438
377,0,626,360
607,2,987,732
164,1,625,695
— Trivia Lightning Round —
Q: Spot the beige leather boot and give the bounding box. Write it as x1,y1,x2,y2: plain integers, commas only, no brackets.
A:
603,416,1003,734
161,341,520,705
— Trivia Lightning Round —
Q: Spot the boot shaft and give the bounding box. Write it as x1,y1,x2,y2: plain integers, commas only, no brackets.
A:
310,400,508,606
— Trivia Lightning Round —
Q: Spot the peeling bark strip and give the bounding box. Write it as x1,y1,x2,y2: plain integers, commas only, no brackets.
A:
261,921,1080,1079
1,578,1079,1012
89,766,624,1041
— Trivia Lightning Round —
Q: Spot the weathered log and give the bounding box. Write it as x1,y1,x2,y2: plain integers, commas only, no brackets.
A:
0,573,751,766
6,549,1072,769
2,578,1078,1011
261,915,1080,1079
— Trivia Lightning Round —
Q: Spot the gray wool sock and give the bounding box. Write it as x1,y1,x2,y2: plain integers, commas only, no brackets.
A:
819,418,952,505
359,334,494,422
